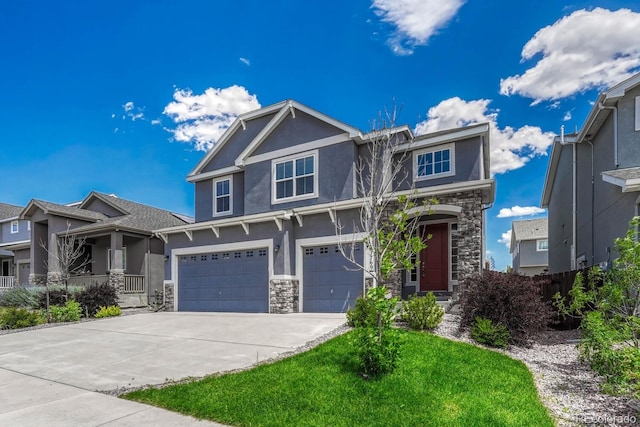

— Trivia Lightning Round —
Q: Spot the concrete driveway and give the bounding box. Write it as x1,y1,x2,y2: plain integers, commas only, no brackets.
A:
0,312,346,426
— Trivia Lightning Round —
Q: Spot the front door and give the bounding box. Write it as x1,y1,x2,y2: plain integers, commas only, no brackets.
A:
420,223,449,292
1,260,9,276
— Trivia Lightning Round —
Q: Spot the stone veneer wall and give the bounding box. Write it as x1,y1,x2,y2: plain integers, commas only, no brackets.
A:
46,271,63,287
380,189,484,295
29,273,47,286
163,281,175,311
269,279,299,313
435,190,484,282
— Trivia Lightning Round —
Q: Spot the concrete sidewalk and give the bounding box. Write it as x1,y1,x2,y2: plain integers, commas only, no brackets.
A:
0,312,346,426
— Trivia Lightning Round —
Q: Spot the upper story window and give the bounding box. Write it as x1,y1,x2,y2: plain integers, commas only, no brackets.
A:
537,239,548,251
214,176,232,216
415,144,455,181
272,151,317,203
10,221,18,234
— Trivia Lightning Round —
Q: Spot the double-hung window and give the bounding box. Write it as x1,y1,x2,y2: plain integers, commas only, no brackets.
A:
214,177,232,216
273,151,317,203
537,239,548,251
10,221,18,234
415,144,454,180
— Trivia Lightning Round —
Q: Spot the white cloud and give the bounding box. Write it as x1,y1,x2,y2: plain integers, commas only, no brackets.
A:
163,85,260,152
151,119,161,126
563,111,572,121
371,0,465,55
500,8,640,104
121,101,144,121
498,229,512,248
497,206,545,218
239,57,250,66
414,97,555,175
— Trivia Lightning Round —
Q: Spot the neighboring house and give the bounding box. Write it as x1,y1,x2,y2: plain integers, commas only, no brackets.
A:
0,203,31,288
155,100,495,313
510,218,548,276
542,72,640,273
19,192,190,306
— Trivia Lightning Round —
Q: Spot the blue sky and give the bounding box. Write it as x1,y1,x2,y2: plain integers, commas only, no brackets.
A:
2,0,639,270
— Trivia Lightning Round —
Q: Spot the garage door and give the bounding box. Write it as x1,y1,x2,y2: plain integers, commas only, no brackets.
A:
178,248,269,312
303,243,364,313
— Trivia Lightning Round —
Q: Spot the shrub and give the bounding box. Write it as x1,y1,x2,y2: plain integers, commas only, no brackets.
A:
38,287,72,308
471,316,510,348
95,305,122,318
555,218,640,398
459,270,552,346
352,286,403,377
0,286,41,309
48,300,82,322
401,292,444,331
0,307,45,329
75,283,118,317
346,295,377,328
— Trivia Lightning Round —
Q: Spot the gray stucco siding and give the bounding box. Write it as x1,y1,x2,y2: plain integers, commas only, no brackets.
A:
617,85,640,169
1,219,30,244
547,144,574,273
202,113,276,172
243,143,356,215
195,180,213,222
518,240,547,267
252,110,346,156
195,173,246,222
394,137,482,191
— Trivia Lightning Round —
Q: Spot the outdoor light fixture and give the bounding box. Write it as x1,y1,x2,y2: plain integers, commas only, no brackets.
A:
274,245,280,253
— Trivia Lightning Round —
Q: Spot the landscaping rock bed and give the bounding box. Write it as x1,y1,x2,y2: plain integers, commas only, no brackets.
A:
433,313,640,427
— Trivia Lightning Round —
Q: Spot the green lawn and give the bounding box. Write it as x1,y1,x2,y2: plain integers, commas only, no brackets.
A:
124,330,554,427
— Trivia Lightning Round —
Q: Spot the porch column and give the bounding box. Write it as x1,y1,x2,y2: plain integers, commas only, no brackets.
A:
108,231,125,296
46,233,63,287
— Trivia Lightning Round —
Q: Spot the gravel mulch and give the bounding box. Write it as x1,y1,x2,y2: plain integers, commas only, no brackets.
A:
433,313,640,427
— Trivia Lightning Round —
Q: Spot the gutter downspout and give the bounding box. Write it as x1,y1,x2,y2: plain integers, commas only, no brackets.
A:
598,103,619,168
584,140,595,267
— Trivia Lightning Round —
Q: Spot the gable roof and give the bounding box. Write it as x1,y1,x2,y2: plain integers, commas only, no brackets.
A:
21,193,190,236
188,100,363,180
510,218,548,253
0,203,24,221
542,72,640,207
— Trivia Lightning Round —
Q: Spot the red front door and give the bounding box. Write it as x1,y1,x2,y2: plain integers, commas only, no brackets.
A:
420,223,449,292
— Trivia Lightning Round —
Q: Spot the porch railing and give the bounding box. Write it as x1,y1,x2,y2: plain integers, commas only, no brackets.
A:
67,274,145,294
0,276,14,289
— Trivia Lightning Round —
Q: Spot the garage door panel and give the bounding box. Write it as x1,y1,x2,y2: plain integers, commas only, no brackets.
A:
303,243,363,313
178,248,269,312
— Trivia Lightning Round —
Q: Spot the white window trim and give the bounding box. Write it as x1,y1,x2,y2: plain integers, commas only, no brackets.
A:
213,175,233,217
10,221,18,234
414,143,455,182
107,247,127,270
536,239,548,252
271,150,319,205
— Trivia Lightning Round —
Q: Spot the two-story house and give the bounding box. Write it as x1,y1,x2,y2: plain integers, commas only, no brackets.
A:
155,100,495,313
0,203,31,288
509,218,548,276
542,72,640,273
18,192,190,306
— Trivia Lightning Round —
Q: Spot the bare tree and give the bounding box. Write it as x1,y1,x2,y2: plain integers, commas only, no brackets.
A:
336,108,434,289
40,222,92,318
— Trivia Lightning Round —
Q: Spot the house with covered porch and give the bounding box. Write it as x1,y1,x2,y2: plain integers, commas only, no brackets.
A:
18,192,190,307
0,202,31,289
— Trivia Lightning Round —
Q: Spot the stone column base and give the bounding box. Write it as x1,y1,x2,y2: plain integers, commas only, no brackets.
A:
163,281,175,312
269,279,299,313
